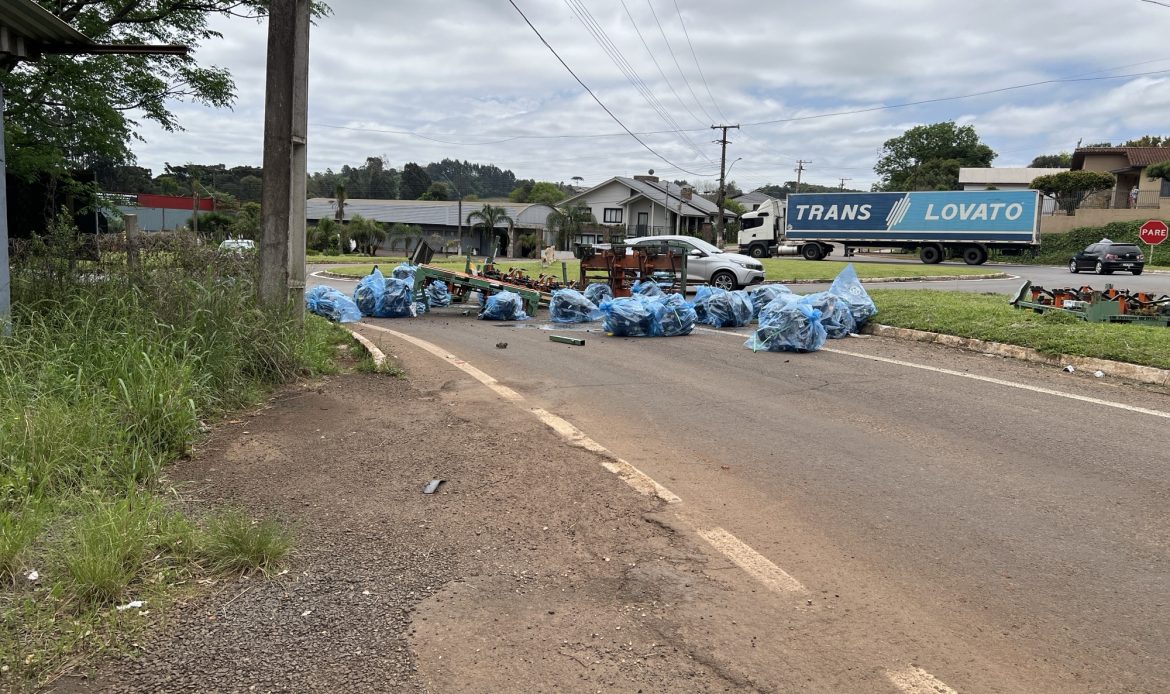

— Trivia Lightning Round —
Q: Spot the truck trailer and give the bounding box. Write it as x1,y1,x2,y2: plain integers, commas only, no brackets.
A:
738,190,1041,265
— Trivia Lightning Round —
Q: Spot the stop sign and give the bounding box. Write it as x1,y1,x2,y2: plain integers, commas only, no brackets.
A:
1140,219,1168,245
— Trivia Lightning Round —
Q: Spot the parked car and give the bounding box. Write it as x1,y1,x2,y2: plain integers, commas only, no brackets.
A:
627,235,765,290
1068,240,1144,275
219,238,256,253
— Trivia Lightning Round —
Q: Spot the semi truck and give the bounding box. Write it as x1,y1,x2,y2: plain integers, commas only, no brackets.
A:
737,190,1041,265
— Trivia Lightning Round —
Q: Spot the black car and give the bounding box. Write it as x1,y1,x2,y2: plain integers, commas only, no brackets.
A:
1069,242,1145,275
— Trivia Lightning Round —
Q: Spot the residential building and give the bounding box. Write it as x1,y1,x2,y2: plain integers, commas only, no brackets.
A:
304,199,554,256
115,193,215,232
732,190,777,211
559,174,736,242
958,167,1066,214
1071,147,1170,209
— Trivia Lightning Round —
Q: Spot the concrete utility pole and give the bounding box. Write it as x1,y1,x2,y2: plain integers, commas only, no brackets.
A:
838,177,851,190
258,0,309,313
795,160,811,193
712,124,739,248
0,85,9,336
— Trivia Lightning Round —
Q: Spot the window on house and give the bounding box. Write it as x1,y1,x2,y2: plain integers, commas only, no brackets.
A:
1162,178,1170,198
603,208,623,223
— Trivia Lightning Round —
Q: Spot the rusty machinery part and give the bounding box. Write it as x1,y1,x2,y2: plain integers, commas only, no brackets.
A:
480,262,572,293
576,243,685,297
1020,283,1170,316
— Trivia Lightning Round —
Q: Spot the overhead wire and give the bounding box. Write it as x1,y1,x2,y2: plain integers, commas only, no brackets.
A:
561,0,717,165
617,0,708,128
505,0,716,177
645,0,716,123
672,0,729,123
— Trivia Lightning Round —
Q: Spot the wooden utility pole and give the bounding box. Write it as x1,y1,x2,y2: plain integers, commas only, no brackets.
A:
258,0,309,313
838,177,851,190
712,124,739,248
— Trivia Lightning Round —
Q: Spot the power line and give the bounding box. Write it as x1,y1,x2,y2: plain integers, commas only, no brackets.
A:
618,0,708,128
562,0,716,165
646,0,715,123
506,0,717,177
674,0,729,123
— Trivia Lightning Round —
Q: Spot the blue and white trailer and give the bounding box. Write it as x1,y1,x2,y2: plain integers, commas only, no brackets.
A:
782,190,1041,264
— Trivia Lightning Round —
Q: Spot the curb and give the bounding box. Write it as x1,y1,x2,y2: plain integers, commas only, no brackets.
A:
862,323,1170,387
315,270,361,281
344,326,388,370
776,272,1008,285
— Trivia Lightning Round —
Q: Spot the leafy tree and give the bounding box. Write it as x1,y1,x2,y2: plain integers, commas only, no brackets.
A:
347,215,386,256
308,218,340,253
333,183,347,223
517,232,540,258
525,182,566,206
1122,135,1169,147
229,202,261,240
387,223,422,253
401,163,432,200
1030,170,1114,215
467,204,514,257
545,203,595,251
508,180,535,203
1029,153,1072,168
723,199,746,216
418,182,450,201
874,121,996,191
1145,160,1170,181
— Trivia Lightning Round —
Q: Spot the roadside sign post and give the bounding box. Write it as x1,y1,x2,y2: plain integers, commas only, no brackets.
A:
1139,220,1168,266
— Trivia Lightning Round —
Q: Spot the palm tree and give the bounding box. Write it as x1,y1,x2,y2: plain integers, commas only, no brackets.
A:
347,215,387,257
546,203,595,251
333,182,347,224
466,204,514,258
388,223,423,254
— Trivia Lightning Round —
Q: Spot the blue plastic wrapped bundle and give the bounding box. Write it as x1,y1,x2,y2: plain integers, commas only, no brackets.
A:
392,263,417,280
425,280,452,307
746,284,793,319
600,296,657,336
479,290,529,321
631,279,664,298
305,285,362,323
412,300,428,316
799,291,855,339
653,293,697,336
549,288,602,323
378,277,416,318
745,299,826,353
692,286,754,328
353,268,387,316
583,283,613,305
827,264,877,328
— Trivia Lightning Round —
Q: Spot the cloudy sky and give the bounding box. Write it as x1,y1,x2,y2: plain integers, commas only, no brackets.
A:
130,0,1170,193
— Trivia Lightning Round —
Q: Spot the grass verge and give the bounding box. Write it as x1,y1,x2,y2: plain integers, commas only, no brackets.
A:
322,257,993,283
869,288,1170,369
1,236,355,688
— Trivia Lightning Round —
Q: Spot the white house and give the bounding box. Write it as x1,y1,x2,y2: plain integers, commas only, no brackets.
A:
958,167,1066,214
560,173,735,242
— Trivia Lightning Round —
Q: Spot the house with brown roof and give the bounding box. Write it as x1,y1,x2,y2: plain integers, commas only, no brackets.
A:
1071,147,1170,209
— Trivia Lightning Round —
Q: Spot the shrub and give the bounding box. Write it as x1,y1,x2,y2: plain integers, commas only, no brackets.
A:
202,510,292,574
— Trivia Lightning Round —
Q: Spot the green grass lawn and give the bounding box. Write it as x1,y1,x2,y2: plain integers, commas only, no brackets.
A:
323,257,995,283
869,288,1170,369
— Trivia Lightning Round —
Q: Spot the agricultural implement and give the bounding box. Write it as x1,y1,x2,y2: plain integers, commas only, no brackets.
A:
1010,280,1170,326
575,241,688,297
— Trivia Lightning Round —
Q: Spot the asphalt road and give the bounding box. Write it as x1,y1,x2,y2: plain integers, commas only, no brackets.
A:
316,267,1170,692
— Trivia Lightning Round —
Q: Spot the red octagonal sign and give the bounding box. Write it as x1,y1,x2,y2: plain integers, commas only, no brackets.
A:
1140,219,1168,245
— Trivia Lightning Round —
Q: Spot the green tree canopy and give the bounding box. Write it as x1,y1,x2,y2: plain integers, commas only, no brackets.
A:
545,203,594,250
526,182,566,206
400,163,432,200
874,121,996,191
1145,160,1170,181
1029,153,1072,168
467,204,514,257
1122,135,1169,147
1030,170,1114,215
418,182,450,201
347,215,387,256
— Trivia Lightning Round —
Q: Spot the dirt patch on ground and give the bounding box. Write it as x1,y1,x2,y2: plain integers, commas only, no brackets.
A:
49,369,751,693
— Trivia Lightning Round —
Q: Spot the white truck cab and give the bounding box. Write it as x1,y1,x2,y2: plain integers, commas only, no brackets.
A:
737,200,798,258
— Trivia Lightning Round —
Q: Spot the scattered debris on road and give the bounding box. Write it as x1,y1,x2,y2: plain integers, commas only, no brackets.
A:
422,479,445,494
549,335,585,346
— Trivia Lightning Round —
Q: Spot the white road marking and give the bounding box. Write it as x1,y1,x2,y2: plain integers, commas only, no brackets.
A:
695,527,806,594
309,270,357,282
884,666,959,693
694,328,1170,420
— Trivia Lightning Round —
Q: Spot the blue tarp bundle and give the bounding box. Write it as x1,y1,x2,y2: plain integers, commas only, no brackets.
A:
600,293,695,337
630,279,664,298
549,288,602,323
392,263,417,280
479,290,529,321
353,268,415,318
746,284,793,320
305,285,362,323
745,296,827,353
692,286,754,328
799,291,855,339
827,264,877,328
583,283,613,305
425,280,452,307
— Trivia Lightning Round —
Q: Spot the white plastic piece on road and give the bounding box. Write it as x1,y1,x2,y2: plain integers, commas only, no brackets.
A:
25,570,39,582
1063,365,1075,373
884,666,959,694
1094,370,1105,378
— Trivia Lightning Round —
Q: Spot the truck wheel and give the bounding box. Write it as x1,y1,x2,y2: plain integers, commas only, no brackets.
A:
749,244,767,258
711,270,737,291
801,243,824,261
919,244,944,264
962,246,988,265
